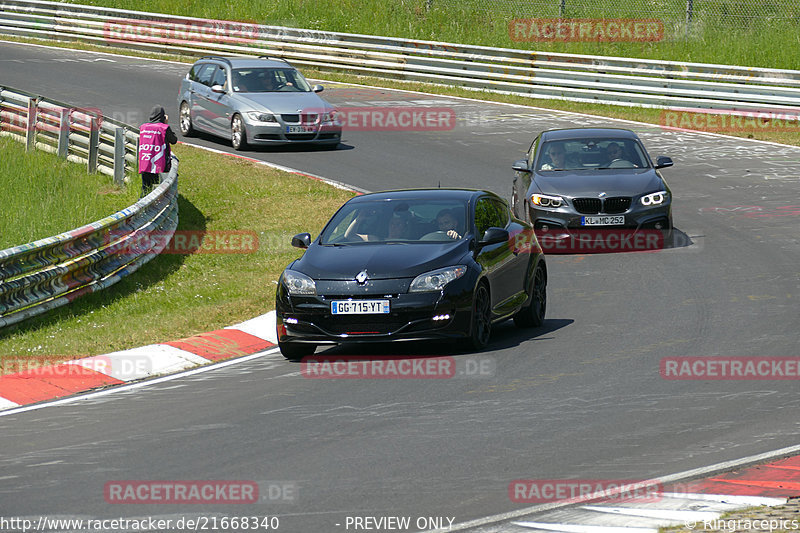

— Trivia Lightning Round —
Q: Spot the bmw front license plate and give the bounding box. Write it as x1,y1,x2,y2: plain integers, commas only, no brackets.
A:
581,216,625,226
286,125,315,133
331,300,390,315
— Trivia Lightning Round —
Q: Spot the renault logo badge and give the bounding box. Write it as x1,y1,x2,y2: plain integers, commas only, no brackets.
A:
356,270,368,284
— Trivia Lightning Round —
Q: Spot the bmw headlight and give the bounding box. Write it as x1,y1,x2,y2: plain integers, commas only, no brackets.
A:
321,111,337,124
409,266,467,293
531,193,564,208
641,191,669,206
282,269,316,295
247,112,277,123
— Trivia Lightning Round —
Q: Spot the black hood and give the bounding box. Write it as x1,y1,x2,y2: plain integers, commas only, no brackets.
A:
149,106,167,123
294,240,471,281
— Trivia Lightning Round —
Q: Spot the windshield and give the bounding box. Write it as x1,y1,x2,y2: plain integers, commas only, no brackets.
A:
320,198,469,244
231,68,312,93
537,138,650,171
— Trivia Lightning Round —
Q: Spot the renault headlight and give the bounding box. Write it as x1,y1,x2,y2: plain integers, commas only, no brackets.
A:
409,266,467,293
282,269,316,295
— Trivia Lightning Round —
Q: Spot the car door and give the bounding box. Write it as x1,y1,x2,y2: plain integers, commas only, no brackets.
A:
189,63,217,132
206,65,233,135
473,196,517,316
512,135,539,221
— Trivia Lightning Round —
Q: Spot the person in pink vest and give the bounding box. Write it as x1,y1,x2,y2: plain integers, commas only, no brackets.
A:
138,106,177,197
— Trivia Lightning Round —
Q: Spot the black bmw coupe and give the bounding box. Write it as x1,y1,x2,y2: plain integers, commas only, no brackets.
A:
275,189,547,359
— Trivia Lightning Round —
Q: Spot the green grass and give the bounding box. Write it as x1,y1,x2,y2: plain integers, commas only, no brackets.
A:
0,143,355,359
0,136,138,249
63,0,800,69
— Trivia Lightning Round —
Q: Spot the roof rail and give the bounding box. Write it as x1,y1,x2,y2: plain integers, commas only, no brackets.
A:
199,56,233,66
259,55,292,66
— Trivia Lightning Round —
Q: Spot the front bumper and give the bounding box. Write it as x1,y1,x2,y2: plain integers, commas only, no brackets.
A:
244,115,342,145
276,279,474,345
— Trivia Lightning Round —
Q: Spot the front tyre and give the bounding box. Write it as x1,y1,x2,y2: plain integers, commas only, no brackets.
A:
278,341,316,361
179,101,194,136
467,283,492,350
514,262,547,328
231,114,248,151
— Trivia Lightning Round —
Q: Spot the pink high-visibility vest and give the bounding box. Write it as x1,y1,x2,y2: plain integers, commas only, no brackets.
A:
138,122,170,174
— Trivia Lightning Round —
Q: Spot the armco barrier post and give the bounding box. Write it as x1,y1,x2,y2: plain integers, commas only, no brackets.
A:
87,114,99,173
113,126,125,185
57,107,69,158
25,97,36,151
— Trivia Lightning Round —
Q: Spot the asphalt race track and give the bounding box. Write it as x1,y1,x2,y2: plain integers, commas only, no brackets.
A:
1,42,799,531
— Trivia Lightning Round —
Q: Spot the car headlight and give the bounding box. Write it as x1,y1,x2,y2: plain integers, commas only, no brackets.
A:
531,193,564,208
321,111,337,124
641,191,669,206
409,266,467,293
247,112,277,123
282,269,316,295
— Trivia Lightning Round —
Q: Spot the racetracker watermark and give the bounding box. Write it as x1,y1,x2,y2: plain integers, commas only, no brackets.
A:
0,355,109,377
332,106,456,131
509,18,664,42
0,355,153,380
537,229,667,254
660,357,800,380
0,106,103,135
103,17,260,46
104,481,259,504
106,230,258,255
300,355,495,379
509,479,663,503
660,108,800,133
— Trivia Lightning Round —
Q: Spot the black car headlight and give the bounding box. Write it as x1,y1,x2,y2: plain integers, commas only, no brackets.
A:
409,266,467,293
640,191,669,206
531,193,564,208
282,269,316,295
247,112,277,123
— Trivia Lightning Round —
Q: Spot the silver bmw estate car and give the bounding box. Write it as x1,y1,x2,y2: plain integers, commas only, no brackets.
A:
177,56,341,150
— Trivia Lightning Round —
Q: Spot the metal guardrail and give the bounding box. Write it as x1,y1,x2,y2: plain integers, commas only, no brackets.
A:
2,0,800,113
0,85,136,183
0,85,179,328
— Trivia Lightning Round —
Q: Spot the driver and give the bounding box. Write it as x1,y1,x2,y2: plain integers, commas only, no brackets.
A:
436,209,462,240
604,142,624,164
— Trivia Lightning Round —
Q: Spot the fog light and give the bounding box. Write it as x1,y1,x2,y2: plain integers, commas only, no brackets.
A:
285,317,298,324
432,314,451,321
654,222,664,230
541,224,549,231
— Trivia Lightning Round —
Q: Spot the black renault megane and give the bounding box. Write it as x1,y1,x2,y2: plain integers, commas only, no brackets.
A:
275,189,547,359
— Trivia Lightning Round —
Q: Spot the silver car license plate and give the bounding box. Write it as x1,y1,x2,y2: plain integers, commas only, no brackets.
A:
286,125,316,133
331,300,390,315
581,216,625,226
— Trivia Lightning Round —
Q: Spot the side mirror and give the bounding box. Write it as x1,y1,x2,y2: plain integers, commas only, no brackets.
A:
512,159,531,173
478,227,509,247
291,232,312,249
210,84,225,93
655,156,673,169
312,84,324,93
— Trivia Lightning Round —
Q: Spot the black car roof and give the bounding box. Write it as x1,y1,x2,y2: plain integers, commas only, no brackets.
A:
540,127,640,141
348,188,498,203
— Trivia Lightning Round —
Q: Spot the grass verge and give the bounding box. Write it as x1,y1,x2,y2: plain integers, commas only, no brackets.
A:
0,136,138,249
0,142,354,359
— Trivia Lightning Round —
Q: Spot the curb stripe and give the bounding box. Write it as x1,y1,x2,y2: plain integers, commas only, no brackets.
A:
164,328,274,361
0,365,124,404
